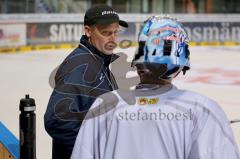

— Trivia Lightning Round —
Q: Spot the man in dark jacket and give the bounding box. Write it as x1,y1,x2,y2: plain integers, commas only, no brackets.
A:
44,5,128,159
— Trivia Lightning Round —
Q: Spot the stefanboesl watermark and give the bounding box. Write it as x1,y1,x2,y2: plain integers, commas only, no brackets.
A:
117,108,193,121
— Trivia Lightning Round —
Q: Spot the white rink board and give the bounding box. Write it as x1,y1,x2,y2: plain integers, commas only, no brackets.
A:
0,46,240,158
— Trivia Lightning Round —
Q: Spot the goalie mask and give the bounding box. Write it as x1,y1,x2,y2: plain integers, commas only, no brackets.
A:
132,16,190,79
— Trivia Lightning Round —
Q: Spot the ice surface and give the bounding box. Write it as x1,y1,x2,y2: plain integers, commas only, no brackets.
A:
0,46,240,158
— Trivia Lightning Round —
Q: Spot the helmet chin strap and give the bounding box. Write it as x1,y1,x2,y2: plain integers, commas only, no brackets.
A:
136,84,164,91
136,82,173,91
161,67,181,79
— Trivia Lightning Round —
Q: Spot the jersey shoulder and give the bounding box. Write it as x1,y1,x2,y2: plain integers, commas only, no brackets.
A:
173,88,229,123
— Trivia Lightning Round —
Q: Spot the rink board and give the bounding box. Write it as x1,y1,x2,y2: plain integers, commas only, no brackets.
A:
0,122,19,159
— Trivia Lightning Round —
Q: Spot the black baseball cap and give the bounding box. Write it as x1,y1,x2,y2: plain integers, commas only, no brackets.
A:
84,5,128,28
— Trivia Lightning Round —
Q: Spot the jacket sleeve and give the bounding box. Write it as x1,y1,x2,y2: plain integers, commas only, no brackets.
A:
44,89,95,146
44,52,97,146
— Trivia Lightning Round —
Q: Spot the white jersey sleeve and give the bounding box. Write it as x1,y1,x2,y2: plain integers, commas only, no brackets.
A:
71,92,118,159
70,98,102,159
188,98,240,159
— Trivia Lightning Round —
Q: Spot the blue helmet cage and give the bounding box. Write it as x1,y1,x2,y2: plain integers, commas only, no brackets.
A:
132,16,190,79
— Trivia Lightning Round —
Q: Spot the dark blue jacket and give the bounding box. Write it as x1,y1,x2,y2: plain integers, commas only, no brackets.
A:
44,35,118,153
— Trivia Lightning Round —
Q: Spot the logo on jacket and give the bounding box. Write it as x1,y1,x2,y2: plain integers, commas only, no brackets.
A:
99,73,104,81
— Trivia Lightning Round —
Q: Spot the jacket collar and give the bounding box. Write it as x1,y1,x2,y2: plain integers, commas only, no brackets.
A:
80,35,119,66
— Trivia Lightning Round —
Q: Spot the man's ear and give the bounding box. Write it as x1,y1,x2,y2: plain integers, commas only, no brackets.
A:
84,25,92,38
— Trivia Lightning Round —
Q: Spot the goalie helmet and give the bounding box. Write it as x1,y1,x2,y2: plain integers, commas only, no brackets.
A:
132,16,190,79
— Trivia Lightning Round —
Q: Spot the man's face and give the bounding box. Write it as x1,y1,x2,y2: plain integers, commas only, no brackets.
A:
85,23,120,55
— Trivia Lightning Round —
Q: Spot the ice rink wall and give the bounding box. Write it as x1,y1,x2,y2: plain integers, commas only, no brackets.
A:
0,14,240,53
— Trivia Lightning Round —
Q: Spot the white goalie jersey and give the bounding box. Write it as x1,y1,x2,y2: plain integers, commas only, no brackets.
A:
71,85,240,159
